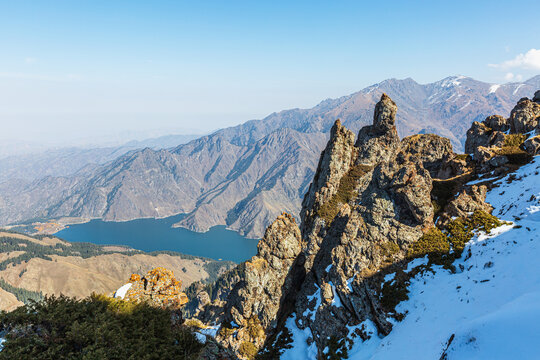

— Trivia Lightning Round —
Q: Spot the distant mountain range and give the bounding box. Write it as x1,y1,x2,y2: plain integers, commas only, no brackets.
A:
1,75,539,238
0,133,200,183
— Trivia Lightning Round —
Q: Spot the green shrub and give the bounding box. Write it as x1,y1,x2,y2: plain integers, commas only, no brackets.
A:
218,322,236,338
381,242,400,257
380,278,409,311
0,294,203,359
447,210,502,253
471,210,503,233
408,228,450,258
246,316,264,340
503,134,526,147
454,154,470,161
238,341,258,359
446,218,472,252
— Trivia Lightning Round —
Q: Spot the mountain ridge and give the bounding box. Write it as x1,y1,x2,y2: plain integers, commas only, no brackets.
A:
188,90,540,359
1,75,539,238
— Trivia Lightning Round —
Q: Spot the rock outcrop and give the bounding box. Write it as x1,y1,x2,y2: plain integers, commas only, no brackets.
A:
192,213,302,358
438,185,493,225
523,135,540,156
465,120,506,154
355,93,400,166
120,267,189,309
509,97,540,133
287,96,442,353
534,90,540,103
192,91,540,359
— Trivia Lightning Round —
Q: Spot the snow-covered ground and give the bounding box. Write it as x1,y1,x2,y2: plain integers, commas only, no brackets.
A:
114,283,132,299
283,157,540,359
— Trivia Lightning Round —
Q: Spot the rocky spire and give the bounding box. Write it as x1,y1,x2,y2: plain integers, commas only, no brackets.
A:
355,93,401,166
300,119,357,240
373,93,397,132
301,120,357,221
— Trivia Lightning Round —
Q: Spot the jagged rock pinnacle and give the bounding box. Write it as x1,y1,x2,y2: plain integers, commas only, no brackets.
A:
373,93,397,131
355,93,400,165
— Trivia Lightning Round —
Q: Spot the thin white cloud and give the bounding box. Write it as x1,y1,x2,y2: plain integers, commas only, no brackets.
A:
489,48,540,70
24,57,37,64
504,72,523,81
0,72,81,82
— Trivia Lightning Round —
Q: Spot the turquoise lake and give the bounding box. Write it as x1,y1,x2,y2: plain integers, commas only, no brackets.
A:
55,214,258,263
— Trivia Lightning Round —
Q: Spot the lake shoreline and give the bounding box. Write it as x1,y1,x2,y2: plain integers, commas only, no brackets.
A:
53,214,259,263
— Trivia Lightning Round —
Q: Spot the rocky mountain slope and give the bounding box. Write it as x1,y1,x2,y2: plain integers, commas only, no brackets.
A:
1,76,539,238
0,231,233,311
187,90,540,359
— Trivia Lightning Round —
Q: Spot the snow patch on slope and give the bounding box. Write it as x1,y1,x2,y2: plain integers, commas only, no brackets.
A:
285,156,540,359
114,283,132,299
489,84,500,94
282,315,318,360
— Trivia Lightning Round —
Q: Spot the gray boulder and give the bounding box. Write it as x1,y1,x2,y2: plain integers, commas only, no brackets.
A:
523,135,540,156
509,97,540,133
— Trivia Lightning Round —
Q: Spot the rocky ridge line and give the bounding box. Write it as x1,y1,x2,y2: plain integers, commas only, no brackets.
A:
190,90,540,359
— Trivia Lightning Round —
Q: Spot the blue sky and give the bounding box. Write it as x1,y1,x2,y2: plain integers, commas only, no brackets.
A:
0,0,539,146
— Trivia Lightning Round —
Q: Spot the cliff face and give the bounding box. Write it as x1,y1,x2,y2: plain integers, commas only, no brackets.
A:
192,90,540,359
289,94,444,349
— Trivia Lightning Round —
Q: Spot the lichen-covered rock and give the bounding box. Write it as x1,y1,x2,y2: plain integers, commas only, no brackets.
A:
484,115,510,132
287,95,437,355
301,120,357,227
439,185,493,225
436,154,472,180
473,146,497,165
523,135,540,156
373,93,397,132
355,93,400,166
400,134,453,177
464,120,506,154
300,119,357,270
465,121,492,154
509,97,540,133
123,267,188,309
216,213,302,357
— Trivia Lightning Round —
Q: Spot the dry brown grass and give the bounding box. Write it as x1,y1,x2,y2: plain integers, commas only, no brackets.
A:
0,253,212,308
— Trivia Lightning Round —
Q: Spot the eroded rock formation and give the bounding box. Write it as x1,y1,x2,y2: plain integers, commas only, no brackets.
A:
191,91,540,359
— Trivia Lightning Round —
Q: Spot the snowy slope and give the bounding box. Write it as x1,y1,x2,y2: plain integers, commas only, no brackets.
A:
284,157,540,359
